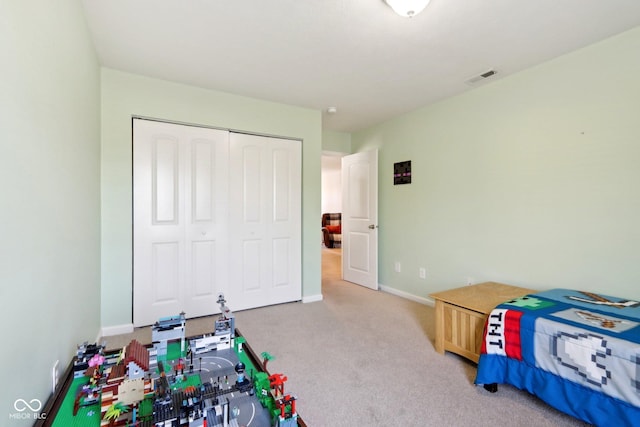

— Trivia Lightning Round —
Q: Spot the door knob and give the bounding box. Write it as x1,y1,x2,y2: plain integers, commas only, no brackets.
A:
368,224,377,229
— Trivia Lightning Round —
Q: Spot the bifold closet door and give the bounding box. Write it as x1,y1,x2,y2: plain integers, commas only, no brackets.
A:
133,120,302,326
228,132,302,311
133,119,229,327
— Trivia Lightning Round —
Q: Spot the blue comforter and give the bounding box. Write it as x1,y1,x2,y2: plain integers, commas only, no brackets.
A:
475,289,640,426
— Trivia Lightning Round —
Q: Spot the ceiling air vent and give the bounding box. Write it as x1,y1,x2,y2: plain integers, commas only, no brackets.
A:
465,69,497,85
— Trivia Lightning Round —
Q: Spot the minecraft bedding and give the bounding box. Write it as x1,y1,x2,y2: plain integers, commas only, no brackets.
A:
474,289,640,427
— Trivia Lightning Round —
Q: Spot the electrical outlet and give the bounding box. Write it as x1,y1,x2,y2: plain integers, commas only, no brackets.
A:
394,261,401,273
419,267,426,279
52,360,59,393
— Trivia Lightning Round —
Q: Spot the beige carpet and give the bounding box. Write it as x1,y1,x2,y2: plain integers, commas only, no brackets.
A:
103,248,590,426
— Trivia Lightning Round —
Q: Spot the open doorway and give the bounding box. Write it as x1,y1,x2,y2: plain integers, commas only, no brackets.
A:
321,153,344,283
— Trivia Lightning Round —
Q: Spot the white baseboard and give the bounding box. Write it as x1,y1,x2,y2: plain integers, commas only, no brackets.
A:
101,323,135,337
98,290,419,337
302,294,323,303
380,285,435,307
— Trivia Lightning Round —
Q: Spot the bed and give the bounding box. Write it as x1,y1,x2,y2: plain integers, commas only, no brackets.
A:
474,288,640,426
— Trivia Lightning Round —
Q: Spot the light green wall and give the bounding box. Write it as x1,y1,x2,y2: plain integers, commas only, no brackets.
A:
353,26,640,300
1,0,101,420
322,129,351,153
101,69,322,327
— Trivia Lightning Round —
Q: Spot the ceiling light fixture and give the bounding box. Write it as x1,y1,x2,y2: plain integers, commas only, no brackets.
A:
384,0,431,18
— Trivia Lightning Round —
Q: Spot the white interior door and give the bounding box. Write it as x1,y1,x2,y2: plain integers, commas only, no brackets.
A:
342,150,378,290
228,132,302,311
133,119,229,326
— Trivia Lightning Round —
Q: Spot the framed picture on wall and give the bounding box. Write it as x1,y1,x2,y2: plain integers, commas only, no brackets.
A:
394,160,411,185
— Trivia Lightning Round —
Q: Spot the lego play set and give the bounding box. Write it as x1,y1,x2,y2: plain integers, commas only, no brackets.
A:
47,294,300,427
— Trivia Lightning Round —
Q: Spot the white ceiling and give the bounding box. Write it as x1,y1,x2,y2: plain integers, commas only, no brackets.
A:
81,0,640,133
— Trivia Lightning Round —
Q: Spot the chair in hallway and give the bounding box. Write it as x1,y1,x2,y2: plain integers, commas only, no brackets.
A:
321,213,341,248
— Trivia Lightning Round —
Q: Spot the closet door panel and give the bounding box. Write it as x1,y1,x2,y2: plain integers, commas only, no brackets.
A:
229,132,301,311
191,139,214,222
153,137,179,223
134,119,228,326
272,238,290,287
134,120,300,326
134,121,186,325
152,241,180,302
183,125,229,319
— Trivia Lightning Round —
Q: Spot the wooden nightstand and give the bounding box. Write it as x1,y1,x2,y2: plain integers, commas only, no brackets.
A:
430,282,535,363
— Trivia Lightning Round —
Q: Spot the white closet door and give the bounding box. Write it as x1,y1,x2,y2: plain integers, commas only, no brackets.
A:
133,119,229,326
228,132,302,311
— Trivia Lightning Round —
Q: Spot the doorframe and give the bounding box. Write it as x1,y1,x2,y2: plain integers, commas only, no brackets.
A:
321,150,347,281
320,149,379,289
